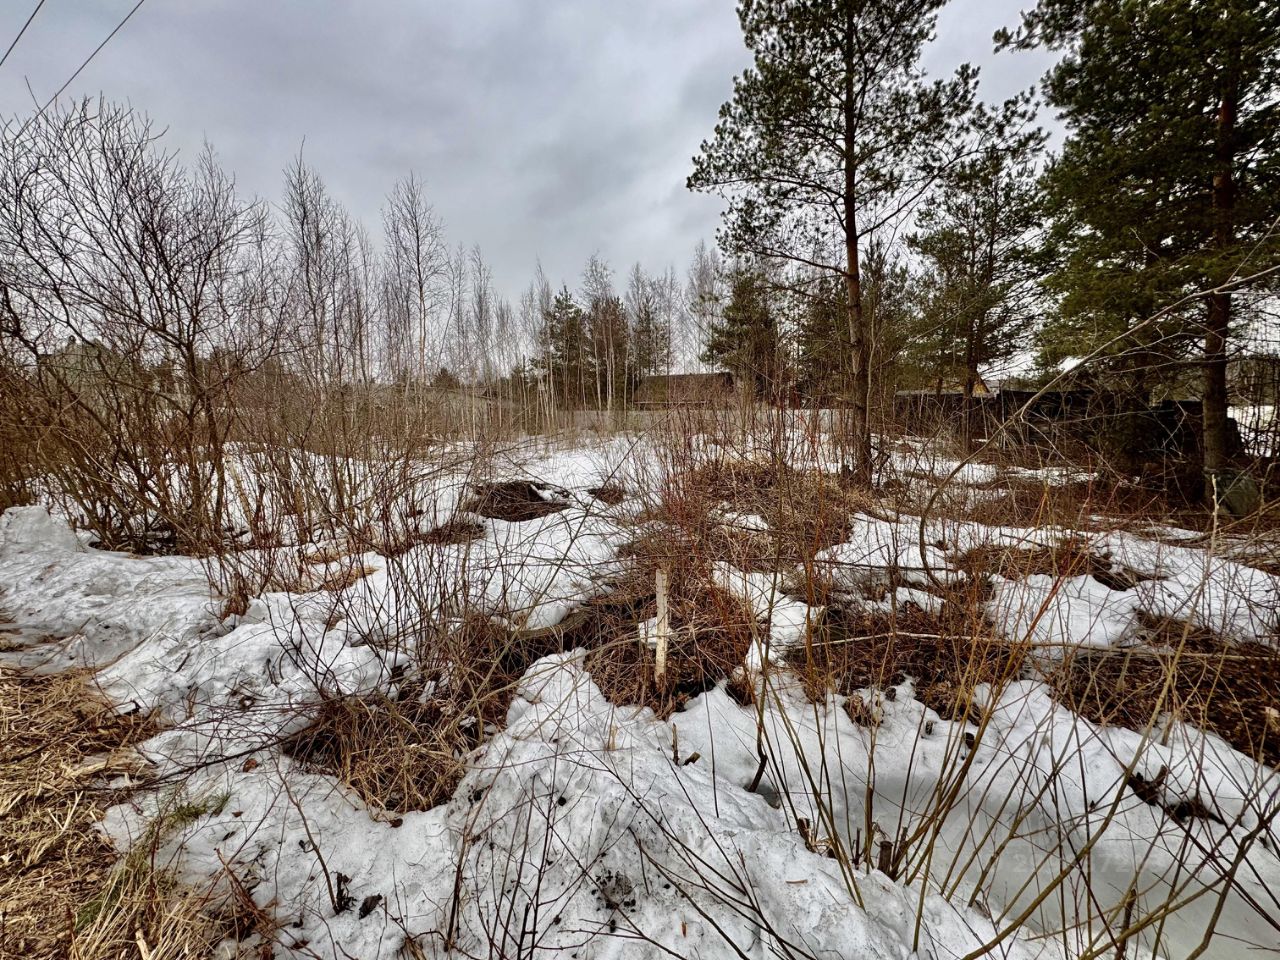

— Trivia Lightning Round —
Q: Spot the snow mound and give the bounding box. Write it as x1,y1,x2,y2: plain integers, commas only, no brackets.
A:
0,503,82,552
104,654,1050,960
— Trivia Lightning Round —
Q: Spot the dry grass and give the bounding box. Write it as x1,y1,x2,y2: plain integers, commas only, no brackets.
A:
414,517,485,546
311,562,378,593
584,591,756,719
1050,615,1280,768
0,668,252,960
790,604,1028,722
583,529,758,718
902,468,1210,534
302,543,351,565
282,691,471,815
681,460,872,563
460,480,568,521
282,617,533,813
953,538,1122,585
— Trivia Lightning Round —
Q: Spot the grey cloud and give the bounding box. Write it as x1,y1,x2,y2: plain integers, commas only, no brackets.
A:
0,0,1052,301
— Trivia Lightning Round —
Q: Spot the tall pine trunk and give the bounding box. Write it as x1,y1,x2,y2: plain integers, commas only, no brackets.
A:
1203,69,1238,499
962,333,978,453
845,231,871,485
843,12,872,487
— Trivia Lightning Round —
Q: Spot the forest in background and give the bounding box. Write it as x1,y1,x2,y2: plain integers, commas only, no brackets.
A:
2,0,1279,549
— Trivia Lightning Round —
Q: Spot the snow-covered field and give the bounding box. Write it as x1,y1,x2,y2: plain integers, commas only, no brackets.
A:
3,435,1278,959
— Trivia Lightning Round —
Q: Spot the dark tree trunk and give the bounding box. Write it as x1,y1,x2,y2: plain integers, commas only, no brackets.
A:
962,334,979,453
1203,71,1238,501
845,222,871,486
843,11,872,488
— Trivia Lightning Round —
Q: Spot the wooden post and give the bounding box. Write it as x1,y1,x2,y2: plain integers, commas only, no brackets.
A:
654,567,670,685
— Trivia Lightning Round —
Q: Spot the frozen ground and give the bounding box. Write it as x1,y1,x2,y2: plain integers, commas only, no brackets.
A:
2,436,1278,959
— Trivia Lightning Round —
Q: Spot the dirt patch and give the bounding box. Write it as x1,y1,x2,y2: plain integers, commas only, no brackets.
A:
462,480,569,522
312,562,378,592
952,539,1134,587
1049,616,1280,768
1126,765,1223,825
580,544,758,718
418,517,486,545
283,691,470,814
587,484,627,506
282,615,562,813
926,476,1186,531
0,668,246,959
376,517,487,558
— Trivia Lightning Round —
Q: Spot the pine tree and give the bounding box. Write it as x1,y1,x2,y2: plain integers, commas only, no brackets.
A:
861,240,919,407
701,265,787,399
690,0,976,484
626,264,672,385
536,287,588,408
794,271,850,404
909,103,1045,401
1005,0,1280,492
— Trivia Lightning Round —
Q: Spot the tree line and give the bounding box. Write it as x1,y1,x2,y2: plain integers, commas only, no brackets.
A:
0,98,731,546
690,0,1280,496
2,0,1277,524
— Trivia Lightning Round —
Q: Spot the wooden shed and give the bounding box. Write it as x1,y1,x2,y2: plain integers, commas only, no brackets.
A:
633,372,736,407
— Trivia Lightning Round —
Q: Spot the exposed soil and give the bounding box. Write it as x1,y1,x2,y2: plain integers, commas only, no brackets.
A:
282,691,469,814
586,483,627,506
680,460,872,563
461,480,570,521
570,554,758,719
415,517,487,546
925,476,1189,531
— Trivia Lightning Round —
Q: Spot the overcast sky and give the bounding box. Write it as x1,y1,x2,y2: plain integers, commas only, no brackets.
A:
0,1,1058,301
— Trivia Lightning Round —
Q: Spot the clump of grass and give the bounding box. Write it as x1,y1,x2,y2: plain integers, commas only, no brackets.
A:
283,691,471,814
683,459,870,563
282,616,534,813
790,603,1027,721
585,606,755,719
953,538,1114,582
414,517,486,546
460,480,568,521
311,561,378,593
1050,614,1280,767
0,668,246,960
583,531,758,718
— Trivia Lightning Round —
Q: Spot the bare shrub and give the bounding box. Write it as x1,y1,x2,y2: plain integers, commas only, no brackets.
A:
0,99,279,554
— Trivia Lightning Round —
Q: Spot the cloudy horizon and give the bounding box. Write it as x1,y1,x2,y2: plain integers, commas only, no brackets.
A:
0,1,1057,302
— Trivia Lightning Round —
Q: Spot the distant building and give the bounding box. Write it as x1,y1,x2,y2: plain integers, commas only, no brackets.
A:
633,372,736,407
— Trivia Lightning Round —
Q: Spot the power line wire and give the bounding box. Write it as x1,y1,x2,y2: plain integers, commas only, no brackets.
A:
21,0,148,134
0,0,49,70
